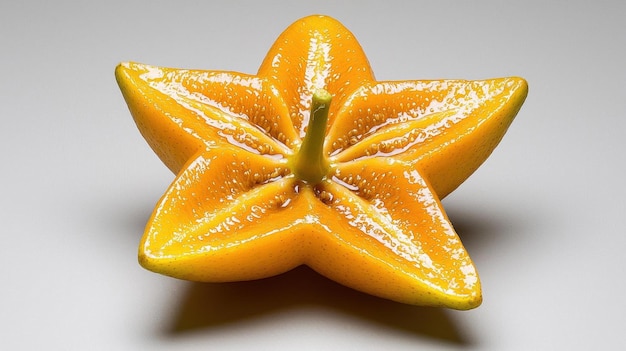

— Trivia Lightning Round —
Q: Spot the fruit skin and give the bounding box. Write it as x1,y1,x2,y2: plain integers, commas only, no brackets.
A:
116,15,527,310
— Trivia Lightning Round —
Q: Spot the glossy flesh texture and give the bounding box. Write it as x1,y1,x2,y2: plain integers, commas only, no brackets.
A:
116,15,527,310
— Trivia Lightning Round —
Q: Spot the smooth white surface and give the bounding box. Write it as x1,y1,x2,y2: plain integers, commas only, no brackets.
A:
1,1,625,349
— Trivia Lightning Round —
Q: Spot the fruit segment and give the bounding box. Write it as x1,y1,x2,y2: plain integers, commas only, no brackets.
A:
115,63,293,174
258,15,374,137
308,158,481,309
329,78,528,198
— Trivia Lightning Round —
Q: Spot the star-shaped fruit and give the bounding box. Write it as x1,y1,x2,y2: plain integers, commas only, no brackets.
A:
115,15,527,310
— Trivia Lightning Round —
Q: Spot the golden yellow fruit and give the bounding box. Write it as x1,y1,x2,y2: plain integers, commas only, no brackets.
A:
116,15,527,310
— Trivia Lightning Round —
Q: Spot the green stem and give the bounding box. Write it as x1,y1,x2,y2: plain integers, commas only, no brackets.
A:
291,89,332,183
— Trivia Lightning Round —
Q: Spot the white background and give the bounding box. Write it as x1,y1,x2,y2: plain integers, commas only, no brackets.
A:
2,1,624,349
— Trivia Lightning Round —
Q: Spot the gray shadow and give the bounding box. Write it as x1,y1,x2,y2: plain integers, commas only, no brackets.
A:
444,198,534,255
166,266,473,345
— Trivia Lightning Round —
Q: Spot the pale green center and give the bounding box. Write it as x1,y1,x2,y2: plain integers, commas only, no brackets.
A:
289,89,332,183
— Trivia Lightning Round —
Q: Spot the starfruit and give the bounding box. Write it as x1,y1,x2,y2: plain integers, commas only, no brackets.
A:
116,15,527,310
